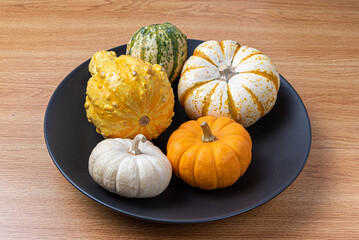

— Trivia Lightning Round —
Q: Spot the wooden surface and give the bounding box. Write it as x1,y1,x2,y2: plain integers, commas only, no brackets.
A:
1,0,358,238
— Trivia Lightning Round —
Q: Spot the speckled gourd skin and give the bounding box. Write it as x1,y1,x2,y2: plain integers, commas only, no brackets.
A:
126,22,188,83
85,52,175,140
178,40,280,128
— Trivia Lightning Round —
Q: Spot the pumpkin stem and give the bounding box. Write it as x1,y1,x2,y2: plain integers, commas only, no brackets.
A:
218,64,236,82
200,122,217,142
128,134,147,155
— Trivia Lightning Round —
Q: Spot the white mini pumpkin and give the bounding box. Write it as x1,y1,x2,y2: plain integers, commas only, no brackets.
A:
178,40,280,127
88,134,172,198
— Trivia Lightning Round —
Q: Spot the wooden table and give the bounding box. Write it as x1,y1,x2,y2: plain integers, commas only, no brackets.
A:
1,0,358,238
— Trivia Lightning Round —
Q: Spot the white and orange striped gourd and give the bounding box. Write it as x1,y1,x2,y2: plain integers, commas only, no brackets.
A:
178,40,280,127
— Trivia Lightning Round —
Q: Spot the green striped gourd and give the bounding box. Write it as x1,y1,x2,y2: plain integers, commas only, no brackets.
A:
126,22,187,83
178,40,280,128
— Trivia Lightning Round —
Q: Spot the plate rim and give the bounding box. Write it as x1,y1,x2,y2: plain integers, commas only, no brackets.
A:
44,39,312,224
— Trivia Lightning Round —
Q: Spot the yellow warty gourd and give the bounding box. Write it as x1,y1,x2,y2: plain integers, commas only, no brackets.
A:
85,51,175,140
89,50,117,76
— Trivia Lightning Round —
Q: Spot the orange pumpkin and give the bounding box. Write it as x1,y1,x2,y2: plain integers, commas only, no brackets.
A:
167,116,252,190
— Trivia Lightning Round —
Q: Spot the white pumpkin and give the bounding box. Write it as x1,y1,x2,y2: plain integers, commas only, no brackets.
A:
178,40,280,127
88,134,172,198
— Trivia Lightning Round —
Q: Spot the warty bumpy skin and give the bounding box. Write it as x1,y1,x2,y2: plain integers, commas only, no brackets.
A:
85,52,175,140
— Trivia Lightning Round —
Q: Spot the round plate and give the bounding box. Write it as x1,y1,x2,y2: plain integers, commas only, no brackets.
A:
44,39,311,223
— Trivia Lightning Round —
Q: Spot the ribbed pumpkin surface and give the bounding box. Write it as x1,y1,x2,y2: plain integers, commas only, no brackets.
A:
178,40,280,127
166,116,252,190
126,22,187,83
85,53,174,140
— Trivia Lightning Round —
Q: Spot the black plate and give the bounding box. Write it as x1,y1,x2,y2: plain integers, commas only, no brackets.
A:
44,39,311,224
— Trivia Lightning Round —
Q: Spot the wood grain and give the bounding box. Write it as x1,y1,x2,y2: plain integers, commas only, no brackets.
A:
1,0,358,239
